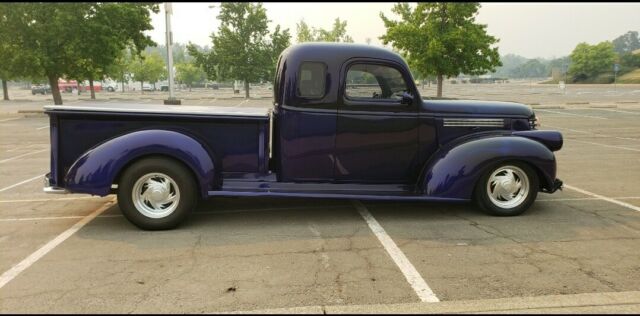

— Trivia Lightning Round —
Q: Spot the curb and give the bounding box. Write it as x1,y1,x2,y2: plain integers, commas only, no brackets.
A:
224,291,640,314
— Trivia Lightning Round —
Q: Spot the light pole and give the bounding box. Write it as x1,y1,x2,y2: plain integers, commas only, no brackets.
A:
164,2,181,105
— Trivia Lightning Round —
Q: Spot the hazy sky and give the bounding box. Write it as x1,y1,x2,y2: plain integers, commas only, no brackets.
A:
148,2,640,59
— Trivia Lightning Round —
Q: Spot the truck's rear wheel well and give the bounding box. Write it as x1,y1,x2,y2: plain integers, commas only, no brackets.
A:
111,154,201,196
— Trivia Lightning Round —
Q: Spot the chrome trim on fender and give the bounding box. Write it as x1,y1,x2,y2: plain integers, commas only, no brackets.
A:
43,175,68,194
443,118,505,127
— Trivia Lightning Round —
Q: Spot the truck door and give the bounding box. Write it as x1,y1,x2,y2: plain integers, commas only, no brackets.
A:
274,61,337,182
335,60,420,184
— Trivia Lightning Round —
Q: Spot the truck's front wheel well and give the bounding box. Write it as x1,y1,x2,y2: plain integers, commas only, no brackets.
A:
111,154,202,196
473,159,549,197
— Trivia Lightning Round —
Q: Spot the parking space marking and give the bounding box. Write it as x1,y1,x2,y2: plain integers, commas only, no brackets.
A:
543,124,640,142
537,197,640,202
36,125,49,130
571,139,640,152
564,184,640,213
352,200,439,303
235,99,249,107
0,149,48,164
0,174,43,193
0,214,121,222
0,198,115,289
587,108,640,115
0,196,102,203
0,117,21,122
536,109,608,120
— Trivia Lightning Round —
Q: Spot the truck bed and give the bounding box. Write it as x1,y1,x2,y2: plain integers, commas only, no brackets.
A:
43,103,270,119
45,103,271,190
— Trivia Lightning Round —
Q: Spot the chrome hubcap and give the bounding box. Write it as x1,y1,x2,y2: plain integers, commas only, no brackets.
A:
486,165,529,209
132,173,180,218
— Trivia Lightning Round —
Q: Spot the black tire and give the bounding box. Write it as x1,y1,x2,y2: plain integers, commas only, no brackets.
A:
474,161,538,216
117,157,198,230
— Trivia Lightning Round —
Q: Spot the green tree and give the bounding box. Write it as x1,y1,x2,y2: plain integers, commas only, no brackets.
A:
187,2,290,98
569,41,616,82
612,31,640,55
295,18,354,43
380,2,501,97
175,62,206,91
130,52,166,93
513,59,547,78
0,3,158,104
296,20,315,43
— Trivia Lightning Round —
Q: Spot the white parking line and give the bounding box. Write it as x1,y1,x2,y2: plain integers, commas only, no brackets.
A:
0,214,121,222
352,200,439,303
36,125,49,130
0,196,103,203
235,99,249,107
543,124,640,142
0,175,43,193
0,199,115,289
537,196,640,202
564,184,640,212
587,108,640,115
571,139,640,152
0,117,21,122
536,109,608,120
0,149,48,164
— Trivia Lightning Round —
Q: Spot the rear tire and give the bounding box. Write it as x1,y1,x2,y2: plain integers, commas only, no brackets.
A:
474,161,538,216
118,157,198,230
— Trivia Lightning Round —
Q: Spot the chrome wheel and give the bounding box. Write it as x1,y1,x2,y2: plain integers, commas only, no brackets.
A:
486,165,529,209
132,173,180,218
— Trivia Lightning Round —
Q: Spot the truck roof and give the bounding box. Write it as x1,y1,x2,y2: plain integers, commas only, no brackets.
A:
280,42,407,66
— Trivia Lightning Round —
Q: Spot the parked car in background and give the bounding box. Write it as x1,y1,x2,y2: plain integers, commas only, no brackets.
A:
103,82,118,92
31,84,51,95
142,84,154,92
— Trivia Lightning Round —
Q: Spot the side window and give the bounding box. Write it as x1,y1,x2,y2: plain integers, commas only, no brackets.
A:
297,62,326,98
345,64,408,101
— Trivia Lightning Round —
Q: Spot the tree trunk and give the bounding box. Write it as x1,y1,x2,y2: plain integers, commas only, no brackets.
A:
153,83,156,91
89,77,96,100
244,80,250,99
140,81,143,94
2,79,8,101
436,74,443,98
121,75,125,93
48,74,63,105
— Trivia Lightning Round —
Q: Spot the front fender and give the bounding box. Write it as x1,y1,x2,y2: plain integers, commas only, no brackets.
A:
64,129,216,197
420,134,557,200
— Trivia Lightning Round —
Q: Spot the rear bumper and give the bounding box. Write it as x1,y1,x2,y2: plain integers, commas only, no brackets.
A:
43,173,68,194
542,178,563,194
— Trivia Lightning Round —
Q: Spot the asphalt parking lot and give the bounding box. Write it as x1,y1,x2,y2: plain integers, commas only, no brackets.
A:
1,86,640,313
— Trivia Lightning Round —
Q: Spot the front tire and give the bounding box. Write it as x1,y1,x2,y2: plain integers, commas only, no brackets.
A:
474,162,538,216
118,157,198,230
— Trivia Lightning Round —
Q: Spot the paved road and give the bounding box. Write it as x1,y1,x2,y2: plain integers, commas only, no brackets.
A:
0,97,639,313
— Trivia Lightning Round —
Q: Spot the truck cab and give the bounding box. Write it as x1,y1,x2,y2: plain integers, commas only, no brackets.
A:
44,43,563,230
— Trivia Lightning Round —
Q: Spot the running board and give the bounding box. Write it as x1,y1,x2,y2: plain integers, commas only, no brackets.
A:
207,180,468,202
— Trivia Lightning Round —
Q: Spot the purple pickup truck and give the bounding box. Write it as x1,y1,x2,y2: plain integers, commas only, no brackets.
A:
43,43,563,230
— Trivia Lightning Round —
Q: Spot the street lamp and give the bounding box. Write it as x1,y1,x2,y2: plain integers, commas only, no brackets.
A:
163,2,181,105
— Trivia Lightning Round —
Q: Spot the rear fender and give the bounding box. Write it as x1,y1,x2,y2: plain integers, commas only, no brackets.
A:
419,134,557,200
64,129,217,198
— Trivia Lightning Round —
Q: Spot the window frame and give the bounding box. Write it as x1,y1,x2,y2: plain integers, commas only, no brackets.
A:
295,61,328,100
342,61,412,106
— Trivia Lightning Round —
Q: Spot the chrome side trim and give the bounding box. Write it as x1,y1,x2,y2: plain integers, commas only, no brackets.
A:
44,175,69,194
44,186,69,194
443,118,505,127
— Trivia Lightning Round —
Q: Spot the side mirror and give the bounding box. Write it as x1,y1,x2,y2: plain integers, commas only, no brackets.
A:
400,91,414,105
